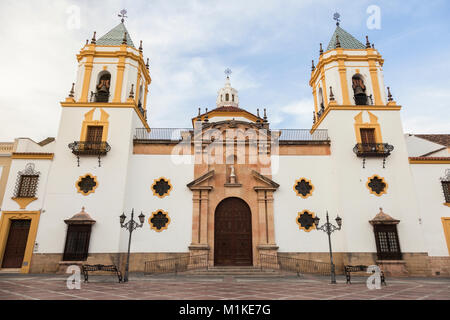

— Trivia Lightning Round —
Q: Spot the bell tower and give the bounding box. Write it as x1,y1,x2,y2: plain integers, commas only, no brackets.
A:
64,14,151,126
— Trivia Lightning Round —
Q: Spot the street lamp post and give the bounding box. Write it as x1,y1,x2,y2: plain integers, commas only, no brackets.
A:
313,211,342,284
120,208,145,282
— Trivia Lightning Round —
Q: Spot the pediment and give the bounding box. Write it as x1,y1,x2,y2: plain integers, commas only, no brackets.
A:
187,170,215,190
252,170,279,190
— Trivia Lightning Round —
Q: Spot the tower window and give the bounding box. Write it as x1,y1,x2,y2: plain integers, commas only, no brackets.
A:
360,128,376,145
17,175,39,198
86,126,103,143
232,94,235,102
352,74,367,105
442,181,450,203
226,93,229,101
95,72,111,103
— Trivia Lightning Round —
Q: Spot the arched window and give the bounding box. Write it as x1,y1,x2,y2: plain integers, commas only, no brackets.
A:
352,74,367,105
95,71,111,103
138,84,143,108
232,94,235,102
318,87,324,110
225,93,229,101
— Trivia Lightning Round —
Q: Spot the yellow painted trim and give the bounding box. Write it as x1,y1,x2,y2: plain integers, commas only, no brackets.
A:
113,48,126,103
312,88,318,115
366,174,388,197
80,56,94,102
293,178,314,199
296,210,316,232
442,217,450,255
409,159,450,164
310,50,384,86
149,209,171,232
80,108,110,142
11,197,38,210
310,105,401,133
338,60,350,105
368,60,382,105
75,173,99,196
11,153,54,160
151,177,173,198
354,111,383,144
191,110,259,126
444,203,450,207
0,211,41,273
321,75,328,108
76,48,151,84
60,102,150,131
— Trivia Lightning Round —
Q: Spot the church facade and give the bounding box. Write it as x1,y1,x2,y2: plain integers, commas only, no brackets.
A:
0,20,449,277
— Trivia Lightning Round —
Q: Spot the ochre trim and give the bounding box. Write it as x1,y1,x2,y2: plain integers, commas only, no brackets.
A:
353,111,383,144
409,157,450,164
444,203,450,207
310,105,401,133
293,178,314,199
75,173,99,196
368,58,382,105
11,197,38,209
338,60,350,104
442,217,450,255
11,153,54,160
80,108,110,142
296,210,316,232
149,209,171,232
366,174,388,197
113,49,126,102
151,177,173,198
0,211,41,273
80,56,94,102
60,102,150,131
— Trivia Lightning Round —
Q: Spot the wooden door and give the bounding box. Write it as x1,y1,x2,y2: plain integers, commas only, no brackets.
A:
214,197,252,266
360,128,376,145
1,220,31,268
86,126,103,142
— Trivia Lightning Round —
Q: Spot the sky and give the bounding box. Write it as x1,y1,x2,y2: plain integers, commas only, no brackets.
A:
0,0,449,142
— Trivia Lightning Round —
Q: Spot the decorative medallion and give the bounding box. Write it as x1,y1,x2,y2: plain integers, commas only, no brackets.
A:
296,210,316,232
151,177,172,198
366,175,387,196
149,210,170,232
293,178,314,198
76,174,98,196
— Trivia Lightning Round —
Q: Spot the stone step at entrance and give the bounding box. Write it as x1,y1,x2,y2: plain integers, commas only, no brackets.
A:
181,266,297,276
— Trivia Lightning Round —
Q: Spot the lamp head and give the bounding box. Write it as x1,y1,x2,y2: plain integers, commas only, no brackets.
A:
335,215,342,227
138,212,145,224
313,216,320,228
120,213,126,225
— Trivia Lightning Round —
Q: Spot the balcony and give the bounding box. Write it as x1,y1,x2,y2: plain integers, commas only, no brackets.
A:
353,143,394,158
68,141,111,167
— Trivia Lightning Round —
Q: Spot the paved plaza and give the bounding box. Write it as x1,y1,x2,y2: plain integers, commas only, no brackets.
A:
0,273,449,300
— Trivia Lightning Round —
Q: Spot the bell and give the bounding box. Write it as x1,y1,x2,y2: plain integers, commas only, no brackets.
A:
353,85,365,96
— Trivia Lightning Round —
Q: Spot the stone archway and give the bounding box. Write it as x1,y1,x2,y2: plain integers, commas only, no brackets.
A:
214,197,252,266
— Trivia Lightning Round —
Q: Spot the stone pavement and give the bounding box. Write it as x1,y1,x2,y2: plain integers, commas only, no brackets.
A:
0,273,449,300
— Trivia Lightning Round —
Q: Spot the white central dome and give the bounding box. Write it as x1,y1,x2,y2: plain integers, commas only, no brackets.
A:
216,75,239,108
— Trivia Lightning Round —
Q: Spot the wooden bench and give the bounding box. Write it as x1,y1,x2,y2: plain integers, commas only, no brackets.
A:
344,265,386,285
81,264,122,283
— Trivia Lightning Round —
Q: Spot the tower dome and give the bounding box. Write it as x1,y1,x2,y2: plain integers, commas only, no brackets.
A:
216,69,239,108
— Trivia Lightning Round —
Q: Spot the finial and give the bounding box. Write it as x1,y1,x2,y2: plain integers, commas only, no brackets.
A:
224,68,232,79
257,108,260,117
198,107,201,117
372,43,375,49
146,58,149,70
204,108,209,123
365,35,371,48
85,39,89,46
122,32,128,45
313,111,316,124
319,43,323,55
91,31,96,44
335,34,341,48
118,9,128,23
387,87,393,101
263,108,268,122
329,86,335,101
333,12,341,26
81,206,85,212
139,40,143,53
68,83,75,98
311,60,315,72
129,84,134,99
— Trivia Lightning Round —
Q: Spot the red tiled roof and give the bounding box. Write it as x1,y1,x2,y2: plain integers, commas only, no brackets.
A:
415,134,450,147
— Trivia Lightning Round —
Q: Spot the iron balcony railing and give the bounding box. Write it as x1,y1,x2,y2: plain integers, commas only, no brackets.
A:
259,253,331,276
134,128,329,142
144,254,209,275
68,141,111,156
353,143,394,158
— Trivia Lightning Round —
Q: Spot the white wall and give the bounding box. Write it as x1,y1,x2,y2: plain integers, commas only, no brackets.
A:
410,163,450,256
